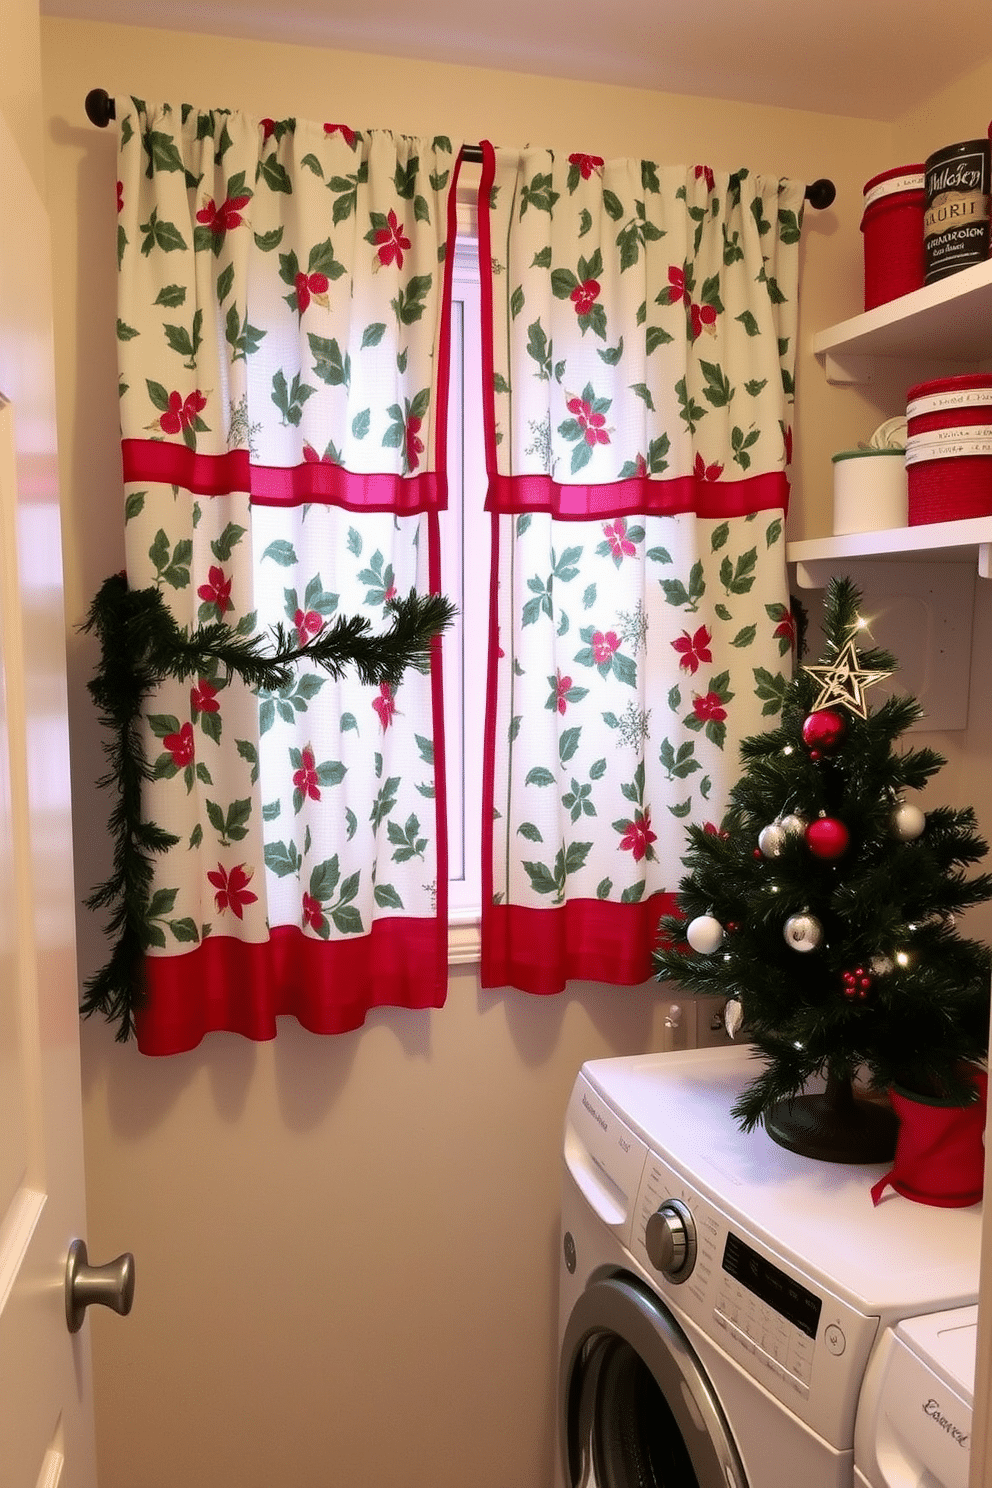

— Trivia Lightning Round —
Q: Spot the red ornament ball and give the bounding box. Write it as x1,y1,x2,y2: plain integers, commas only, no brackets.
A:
805,815,850,860
802,709,847,754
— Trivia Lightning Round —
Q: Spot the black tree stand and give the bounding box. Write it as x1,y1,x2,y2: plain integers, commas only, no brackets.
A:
765,1065,899,1164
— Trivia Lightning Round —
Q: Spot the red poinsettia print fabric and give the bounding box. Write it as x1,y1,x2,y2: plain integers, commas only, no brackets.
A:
114,100,461,1051
477,145,804,993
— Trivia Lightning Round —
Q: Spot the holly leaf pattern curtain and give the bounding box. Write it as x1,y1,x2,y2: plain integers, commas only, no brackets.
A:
112,99,461,1051
477,144,804,993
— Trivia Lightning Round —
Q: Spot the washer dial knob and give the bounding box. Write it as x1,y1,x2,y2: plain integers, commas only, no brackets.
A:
644,1198,697,1281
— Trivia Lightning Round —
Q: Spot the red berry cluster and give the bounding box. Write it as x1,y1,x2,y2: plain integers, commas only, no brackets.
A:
841,966,872,1000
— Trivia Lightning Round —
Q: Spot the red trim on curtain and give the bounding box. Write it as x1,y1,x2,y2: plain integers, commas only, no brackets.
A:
478,140,501,963
434,149,463,510
480,894,680,994
485,469,790,520
480,505,501,948
427,507,450,928
121,439,448,512
478,142,500,485
135,918,449,1054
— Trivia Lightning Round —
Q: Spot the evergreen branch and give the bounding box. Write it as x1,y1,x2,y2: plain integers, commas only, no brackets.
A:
80,572,455,1040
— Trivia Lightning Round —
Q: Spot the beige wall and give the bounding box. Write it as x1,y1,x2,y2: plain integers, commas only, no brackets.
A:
2,0,45,195
39,18,990,1488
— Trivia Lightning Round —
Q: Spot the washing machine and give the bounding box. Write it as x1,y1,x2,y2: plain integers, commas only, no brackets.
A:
557,1043,982,1488
853,1303,977,1488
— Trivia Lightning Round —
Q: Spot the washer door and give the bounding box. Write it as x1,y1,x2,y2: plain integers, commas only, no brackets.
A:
560,1273,748,1488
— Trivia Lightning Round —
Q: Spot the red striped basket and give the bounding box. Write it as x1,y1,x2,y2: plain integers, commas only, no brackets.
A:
906,375,992,524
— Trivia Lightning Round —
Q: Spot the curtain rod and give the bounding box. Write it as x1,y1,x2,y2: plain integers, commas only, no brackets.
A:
83,89,837,209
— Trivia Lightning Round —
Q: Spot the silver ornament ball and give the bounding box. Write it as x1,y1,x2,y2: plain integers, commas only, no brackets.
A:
758,821,787,858
779,812,807,841
783,911,824,953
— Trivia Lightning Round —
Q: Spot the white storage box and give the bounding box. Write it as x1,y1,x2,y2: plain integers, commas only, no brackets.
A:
832,448,908,535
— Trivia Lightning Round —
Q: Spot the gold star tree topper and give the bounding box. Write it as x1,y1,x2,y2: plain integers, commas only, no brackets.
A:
802,632,892,719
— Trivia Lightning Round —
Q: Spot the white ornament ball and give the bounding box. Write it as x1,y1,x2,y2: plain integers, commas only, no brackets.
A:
686,914,725,954
893,802,926,841
783,911,824,953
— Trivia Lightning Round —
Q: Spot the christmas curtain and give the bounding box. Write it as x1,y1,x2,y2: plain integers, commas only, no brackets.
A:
110,99,461,1052
477,144,805,993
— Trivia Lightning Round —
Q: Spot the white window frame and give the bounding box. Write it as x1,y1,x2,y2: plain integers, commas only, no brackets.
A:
442,199,487,964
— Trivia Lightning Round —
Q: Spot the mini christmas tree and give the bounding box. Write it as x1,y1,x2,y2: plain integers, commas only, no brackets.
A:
654,576,992,1162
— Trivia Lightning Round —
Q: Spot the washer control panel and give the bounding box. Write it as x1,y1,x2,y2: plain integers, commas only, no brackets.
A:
714,1230,820,1394
632,1154,879,1451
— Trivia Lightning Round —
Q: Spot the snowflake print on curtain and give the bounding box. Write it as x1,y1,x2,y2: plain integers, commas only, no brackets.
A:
113,100,462,1052
477,144,804,993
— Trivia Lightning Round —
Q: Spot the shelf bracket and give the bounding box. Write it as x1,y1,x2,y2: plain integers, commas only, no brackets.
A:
792,558,834,589
820,350,872,386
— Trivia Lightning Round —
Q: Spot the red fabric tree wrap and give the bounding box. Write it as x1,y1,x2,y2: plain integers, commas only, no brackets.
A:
870,1071,987,1208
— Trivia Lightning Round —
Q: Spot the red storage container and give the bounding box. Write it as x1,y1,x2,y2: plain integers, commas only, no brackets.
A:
906,374,992,525
907,373,992,434
905,436,992,525
861,165,926,311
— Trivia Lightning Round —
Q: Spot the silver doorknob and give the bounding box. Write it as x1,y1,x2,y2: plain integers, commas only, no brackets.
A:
65,1238,135,1334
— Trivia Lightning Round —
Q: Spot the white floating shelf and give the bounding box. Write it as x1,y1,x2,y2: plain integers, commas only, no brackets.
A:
787,517,992,588
812,261,992,383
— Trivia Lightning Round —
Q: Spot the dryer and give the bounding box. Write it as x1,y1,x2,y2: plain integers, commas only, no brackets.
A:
557,1044,982,1488
854,1304,977,1488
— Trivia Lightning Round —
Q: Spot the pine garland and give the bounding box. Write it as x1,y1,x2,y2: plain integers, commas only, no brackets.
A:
81,572,455,1041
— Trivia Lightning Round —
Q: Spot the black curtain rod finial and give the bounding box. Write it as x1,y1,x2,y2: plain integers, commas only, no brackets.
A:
80,91,836,208
85,88,115,127
805,177,836,210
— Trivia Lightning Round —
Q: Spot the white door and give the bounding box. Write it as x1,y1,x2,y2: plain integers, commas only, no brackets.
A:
0,103,102,1488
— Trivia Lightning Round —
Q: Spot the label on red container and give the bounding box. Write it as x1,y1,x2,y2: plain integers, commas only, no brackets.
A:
910,423,992,443
863,172,924,209
908,388,992,418
906,433,992,463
